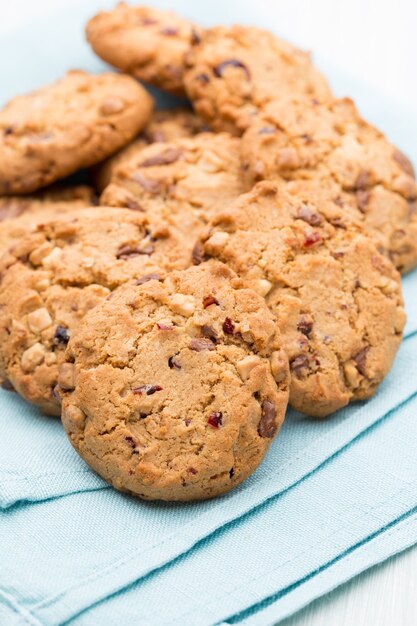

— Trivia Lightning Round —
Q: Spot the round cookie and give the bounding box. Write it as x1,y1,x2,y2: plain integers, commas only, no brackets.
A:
0,70,153,195
59,261,290,501
184,25,331,135
0,185,96,256
197,181,405,417
0,207,193,414
86,4,201,96
92,108,209,192
241,96,417,273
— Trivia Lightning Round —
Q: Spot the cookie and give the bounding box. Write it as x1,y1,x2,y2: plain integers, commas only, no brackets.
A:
59,261,290,501
0,70,153,195
0,207,193,414
197,182,405,417
0,185,96,255
241,96,417,272
92,108,209,192
184,25,331,135
86,4,201,96
100,132,245,244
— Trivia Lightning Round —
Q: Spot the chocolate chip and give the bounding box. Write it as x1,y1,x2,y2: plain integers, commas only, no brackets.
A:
393,149,415,177
3,127,13,136
303,232,321,247
213,59,251,80
160,27,179,36
207,411,222,428
192,241,207,265
201,325,218,343
356,190,370,213
54,325,70,345
132,173,161,194
135,273,161,285
297,205,323,226
125,436,136,449
355,171,369,190
196,73,210,84
116,244,155,259
133,384,163,395
354,347,369,376
258,126,276,135
222,317,235,335
190,338,216,351
297,316,313,336
229,468,235,478
258,400,277,438
168,355,181,370
191,28,201,45
290,353,310,378
156,323,174,331
139,147,182,167
203,295,219,308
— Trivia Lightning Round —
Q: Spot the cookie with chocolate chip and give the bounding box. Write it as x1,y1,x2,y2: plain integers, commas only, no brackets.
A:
0,185,96,256
197,181,405,417
241,96,417,272
59,261,290,501
100,132,245,244
92,108,209,192
86,4,201,96
0,207,193,414
184,25,331,135
0,70,153,195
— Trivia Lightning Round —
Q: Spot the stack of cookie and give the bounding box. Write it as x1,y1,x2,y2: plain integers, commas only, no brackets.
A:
0,3,413,501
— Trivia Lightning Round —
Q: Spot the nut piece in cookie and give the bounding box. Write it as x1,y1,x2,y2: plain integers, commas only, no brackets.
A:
184,25,331,135
59,261,290,501
198,181,406,417
0,207,193,415
86,4,201,96
241,96,417,273
0,70,153,195
92,108,209,192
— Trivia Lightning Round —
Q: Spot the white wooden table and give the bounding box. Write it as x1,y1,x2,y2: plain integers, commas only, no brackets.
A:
1,0,416,624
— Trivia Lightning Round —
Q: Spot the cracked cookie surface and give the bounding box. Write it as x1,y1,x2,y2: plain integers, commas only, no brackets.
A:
59,261,290,501
184,25,331,135
87,4,201,96
100,132,245,245
0,207,193,414
0,70,153,194
92,108,209,192
198,182,405,417
241,96,417,273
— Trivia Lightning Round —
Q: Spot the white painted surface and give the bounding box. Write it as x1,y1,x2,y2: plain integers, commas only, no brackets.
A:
0,0,416,624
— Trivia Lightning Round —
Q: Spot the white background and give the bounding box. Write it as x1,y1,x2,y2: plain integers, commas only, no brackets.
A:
0,0,416,624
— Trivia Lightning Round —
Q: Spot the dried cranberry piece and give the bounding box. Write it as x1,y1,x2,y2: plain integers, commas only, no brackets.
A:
304,232,321,247
1,379,14,391
192,241,207,265
408,200,417,217
201,325,218,343
141,17,158,25
54,325,70,345
133,384,163,395
168,355,181,370
156,323,174,331
258,126,276,135
202,295,219,308
116,243,155,259
354,347,369,376
297,205,323,226
191,28,201,45
125,436,136,448
195,73,210,84
3,127,13,136
190,338,216,352
258,400,277,438
290,353,310,378
132,173,161,194
208,411,222,428
135,273,161,285
187,467,198,475
355,190,370,213
160,27,179,36
140,147,182,167
393,149,415,177
297,316,313,337
229,468,235,478
355,171,369,190
126,198,144,211
213,59,251,80
223,317,235,335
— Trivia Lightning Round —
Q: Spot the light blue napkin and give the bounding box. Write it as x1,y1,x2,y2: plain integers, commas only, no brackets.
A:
1,2,417,625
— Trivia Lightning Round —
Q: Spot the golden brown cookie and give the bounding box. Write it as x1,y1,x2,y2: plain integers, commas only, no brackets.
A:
197,182,405,417
0,185,96,256
184,25,331,135
0,70,153,195
59,261,290,501
86,4,201,96
0,207,193,414
100,132,245,245
241,96,417,272
92,108,209,192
